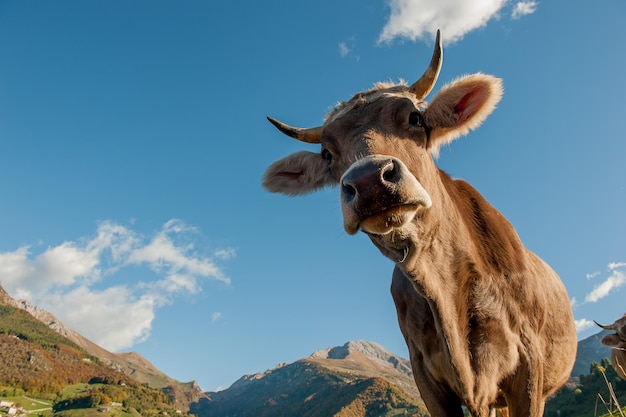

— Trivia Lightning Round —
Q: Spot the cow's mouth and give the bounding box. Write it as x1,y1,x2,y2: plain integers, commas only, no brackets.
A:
344,203,422,235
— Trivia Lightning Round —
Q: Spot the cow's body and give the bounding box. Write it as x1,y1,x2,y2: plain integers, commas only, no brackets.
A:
263,32,577,417
389,170,575,417
596,314,626,380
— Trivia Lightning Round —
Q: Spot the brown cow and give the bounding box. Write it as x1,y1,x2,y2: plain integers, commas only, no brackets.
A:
263,31,577,417
595,314,626,380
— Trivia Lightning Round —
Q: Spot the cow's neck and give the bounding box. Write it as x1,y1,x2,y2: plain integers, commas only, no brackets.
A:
368,178,477,392
368,167,474,307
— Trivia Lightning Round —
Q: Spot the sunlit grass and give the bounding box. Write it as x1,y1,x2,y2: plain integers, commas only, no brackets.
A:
595,365,624,417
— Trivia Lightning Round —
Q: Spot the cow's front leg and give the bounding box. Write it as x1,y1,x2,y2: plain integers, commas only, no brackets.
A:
503,357,545,417
410,358,465,417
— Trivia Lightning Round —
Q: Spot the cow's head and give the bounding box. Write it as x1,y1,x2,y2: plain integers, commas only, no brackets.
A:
596,314,626,347
263,31,503,237
596,314,626,380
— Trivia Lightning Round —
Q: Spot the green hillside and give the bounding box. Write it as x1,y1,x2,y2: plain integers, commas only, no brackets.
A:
0,304,83,350
0,303,190,416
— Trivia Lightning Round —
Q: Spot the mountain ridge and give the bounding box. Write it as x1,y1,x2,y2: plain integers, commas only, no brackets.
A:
571,329,611,377
194,340,426,417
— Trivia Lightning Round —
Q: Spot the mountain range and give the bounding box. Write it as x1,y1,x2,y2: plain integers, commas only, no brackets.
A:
191,340,427,417
0,282,619,417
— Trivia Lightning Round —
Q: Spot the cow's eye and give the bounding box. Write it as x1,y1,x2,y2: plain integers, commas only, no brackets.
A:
408,111,424,127
321,148,333,162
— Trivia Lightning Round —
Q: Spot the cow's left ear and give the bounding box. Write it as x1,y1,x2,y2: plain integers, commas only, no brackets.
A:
263,151,336,196
424,73,503,156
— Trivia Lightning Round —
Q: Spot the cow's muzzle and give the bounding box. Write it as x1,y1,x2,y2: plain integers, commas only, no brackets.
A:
340,155,432,235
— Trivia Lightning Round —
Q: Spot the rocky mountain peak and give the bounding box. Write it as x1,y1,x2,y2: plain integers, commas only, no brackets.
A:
311,340,413,377
12,298,75,339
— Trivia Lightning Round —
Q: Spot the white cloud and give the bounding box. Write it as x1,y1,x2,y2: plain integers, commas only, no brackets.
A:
584,264,626,303
34,242,101,285
211,312,222,323
511,1,537,20
575,318,596,334
47,286,156,351
0,221,141,302
0,243,98,298
378,0,535,45
0,219,233,351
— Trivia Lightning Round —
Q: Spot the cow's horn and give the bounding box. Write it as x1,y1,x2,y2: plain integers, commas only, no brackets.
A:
409,29,443,100
594,320,618,331
267,116,323,144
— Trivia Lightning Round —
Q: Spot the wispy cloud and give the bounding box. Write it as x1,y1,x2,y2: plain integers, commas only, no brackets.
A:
609,262,626,270
338,37,360,62
0,219,234,351
339,42,350,58
511,1,537,20
584,262,626,303
211,312,222,323
214,248,236,261
378,0,537,44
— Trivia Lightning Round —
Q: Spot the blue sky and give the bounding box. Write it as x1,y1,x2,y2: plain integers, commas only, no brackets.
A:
0,0,624,392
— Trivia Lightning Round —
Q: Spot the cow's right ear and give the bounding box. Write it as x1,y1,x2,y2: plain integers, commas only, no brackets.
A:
601,334,622,347
263,151,335,196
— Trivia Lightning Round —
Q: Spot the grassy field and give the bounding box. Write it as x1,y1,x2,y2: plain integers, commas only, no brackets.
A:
0,385,137,417
0,393,53,415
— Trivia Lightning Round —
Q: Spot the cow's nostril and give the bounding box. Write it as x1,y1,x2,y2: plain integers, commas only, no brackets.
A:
342,181,357,203
381,161,399,184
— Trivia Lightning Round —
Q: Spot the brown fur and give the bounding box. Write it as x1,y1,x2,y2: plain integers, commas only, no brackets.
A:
263,58,576,417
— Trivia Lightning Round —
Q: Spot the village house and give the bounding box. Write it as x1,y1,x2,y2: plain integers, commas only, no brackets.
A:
0,400,27,417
